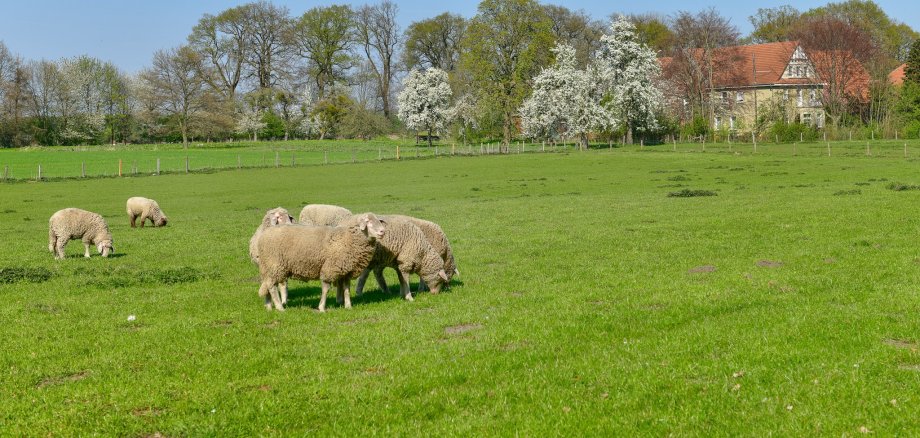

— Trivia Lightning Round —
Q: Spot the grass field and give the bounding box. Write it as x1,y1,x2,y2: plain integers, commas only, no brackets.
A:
3,142,920,435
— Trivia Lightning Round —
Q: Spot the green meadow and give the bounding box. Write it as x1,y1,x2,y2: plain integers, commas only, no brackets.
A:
2,141,920,435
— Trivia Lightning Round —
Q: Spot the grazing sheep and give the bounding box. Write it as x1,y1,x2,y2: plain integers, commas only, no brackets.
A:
249,207,295,304
298,204,353,226
376,215,458,293
255,213,386,311
354,215,448,301
48,208,114,259
126,196,168,228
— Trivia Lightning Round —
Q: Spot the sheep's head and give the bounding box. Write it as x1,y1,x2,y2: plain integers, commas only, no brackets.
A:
97,239,114,257
266,207,294,226
156,216,168,227
358,213,386,241
421,251,449,293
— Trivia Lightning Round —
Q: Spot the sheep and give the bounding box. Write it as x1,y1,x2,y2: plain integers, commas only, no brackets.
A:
48,208,114,259
298,204,353,226
255,213,386,311
354,215,449,301
368,215,458,294
126,196,168,228
248,207,295,304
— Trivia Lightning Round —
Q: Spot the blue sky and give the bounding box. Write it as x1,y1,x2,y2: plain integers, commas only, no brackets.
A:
0,0,916,73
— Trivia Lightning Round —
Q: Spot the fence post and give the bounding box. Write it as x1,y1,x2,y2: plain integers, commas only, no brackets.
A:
37,164,42,181
827,142,831,157
905,142,908,158
395,146,399,161
415,146,419,158
81,162,86,178
237,155,241,169
823,131,826,142
185,156,189,173
849,130,852,141
752,132,757,153
871,131,875,141
542,141,546,152
275,152,279,167
800,132,803,142
452,144,455,155
156,158,160,175
435,145,439,156
673,138,676,152
291,152,295,167
118,159,122,177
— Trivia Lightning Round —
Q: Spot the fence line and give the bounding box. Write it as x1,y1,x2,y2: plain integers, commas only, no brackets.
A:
3,139,920,182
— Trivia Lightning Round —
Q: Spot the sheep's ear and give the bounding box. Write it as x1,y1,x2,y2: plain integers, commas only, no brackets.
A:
359,215,368,230
438,269,449,281
288,215,294,223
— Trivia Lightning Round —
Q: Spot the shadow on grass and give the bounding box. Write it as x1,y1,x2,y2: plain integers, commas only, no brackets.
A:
283,278,461,309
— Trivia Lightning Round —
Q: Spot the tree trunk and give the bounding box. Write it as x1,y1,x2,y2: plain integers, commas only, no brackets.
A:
181,121,188,149
626,122,634,145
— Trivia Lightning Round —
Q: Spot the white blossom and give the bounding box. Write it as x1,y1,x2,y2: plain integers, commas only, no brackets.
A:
235,107,266,141
594,16,663,141
519,44,610,149
397,68,452,142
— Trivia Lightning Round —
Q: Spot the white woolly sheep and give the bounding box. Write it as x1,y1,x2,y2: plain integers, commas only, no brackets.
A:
249,207,295,304
255,213,386,311
355,215,448,301
126,196,168,228
379,215,458,293
298,204,353,226
48,208,114,259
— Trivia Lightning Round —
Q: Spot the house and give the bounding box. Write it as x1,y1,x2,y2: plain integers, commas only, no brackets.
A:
660,41,871,132
889,63,906,86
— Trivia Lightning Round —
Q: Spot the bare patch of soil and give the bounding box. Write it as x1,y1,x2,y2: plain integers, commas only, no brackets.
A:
445,323,482,335
824,258,836,264
688,265,716,273
37,370,90,388
884,339,919,350
898,364,920,371
756,260,783,268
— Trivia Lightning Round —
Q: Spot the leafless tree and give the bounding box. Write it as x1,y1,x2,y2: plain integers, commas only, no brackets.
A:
355,1,400,117
544,5,605,68
188,6,251,99
139,46,208,147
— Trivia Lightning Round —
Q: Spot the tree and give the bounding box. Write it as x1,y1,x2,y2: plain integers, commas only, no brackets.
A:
236,106,266,141
289,5,355,100
626,14,674,54
804,0,918,65
403,13,466,72
140,46,208,147
792,16,877,125
355,1,400,117
596,16,663,144
188,5,250,99
451,92,478,145
462,0,554,147
519,44,608,150
544,5,606,68
241,1,290,91
905,39,920,85
397,68,452,147
748,5,802,43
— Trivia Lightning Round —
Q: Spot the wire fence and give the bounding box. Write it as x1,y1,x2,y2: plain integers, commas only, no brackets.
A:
2,139,920,183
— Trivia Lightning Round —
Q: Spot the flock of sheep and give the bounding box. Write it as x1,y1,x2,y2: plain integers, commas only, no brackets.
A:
47,198,458,312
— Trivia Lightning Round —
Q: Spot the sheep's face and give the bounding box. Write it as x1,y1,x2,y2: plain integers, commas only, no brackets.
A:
156,216,168,227
359,214,386,241
268,208,293,226
97,240,114,257
423,269,450,294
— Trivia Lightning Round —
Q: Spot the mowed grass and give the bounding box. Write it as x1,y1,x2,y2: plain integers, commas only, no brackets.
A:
2,145,920,435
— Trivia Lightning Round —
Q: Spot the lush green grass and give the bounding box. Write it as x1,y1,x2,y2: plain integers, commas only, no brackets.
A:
2,145,920,435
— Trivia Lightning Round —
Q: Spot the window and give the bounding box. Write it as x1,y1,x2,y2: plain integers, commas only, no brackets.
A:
715,116,722,129
817,113,825,128
721,91,729,103
802,113,812,125
783,90,789,102
810,89,818,105
797,89,804,106
736,91,744,102
730,116,736,130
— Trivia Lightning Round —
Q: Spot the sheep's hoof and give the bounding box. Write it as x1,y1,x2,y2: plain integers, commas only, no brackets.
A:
405,294,414,302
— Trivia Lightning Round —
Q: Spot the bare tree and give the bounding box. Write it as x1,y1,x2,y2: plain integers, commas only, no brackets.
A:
403,13,466,72
140,46,208,147
793,16,876,125
242,1,290,91
355,1,401,118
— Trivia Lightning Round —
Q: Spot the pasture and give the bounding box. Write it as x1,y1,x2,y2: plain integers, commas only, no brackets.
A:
2,141,920,435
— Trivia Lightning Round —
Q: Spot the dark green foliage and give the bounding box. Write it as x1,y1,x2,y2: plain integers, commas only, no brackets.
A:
667,189,717,197
833,189,861,195
0,267,52,284
886,182,920,191
767,120,820,142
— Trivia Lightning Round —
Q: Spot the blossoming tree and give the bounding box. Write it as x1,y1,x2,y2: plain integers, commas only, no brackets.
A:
397,67,452,146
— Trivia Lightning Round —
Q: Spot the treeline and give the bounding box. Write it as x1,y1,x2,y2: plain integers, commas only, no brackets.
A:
0,0,916,148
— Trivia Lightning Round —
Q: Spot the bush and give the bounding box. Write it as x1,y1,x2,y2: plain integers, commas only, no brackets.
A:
767,121,819,142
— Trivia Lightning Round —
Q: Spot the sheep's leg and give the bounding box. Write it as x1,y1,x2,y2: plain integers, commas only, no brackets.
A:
374,268,389,293
55,238,67,259
336,279,345,306
417,275,429,293
48,230,56,254
83,243,91,258
268,284,284,311
129,214,136,228
280,281,288,305
139,214,147,228
318,281,331,312
355,267,371,296
398,270,413,302
258,281,273,310
342,279,352,309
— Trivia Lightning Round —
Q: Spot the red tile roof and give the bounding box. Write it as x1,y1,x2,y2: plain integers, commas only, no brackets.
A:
890,63,906,85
